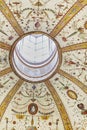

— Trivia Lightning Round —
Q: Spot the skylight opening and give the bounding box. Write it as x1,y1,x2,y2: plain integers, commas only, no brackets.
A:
16,34,56,66
10,32,59,82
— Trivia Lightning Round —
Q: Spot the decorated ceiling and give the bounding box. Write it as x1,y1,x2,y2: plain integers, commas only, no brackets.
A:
0,0,87,130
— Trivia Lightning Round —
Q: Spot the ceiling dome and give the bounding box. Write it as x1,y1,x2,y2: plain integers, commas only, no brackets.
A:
0,0,87,130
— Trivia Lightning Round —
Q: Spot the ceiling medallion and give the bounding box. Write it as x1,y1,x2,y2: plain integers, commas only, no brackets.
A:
10,31,61,82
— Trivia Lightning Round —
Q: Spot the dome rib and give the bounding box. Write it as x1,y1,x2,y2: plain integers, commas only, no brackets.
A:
0,67,12,77
0,42,11,50
45,80,73,130
58,69,87,93
0,0,24,36
0,79,23,120
50,0,87,37
62,42,87,52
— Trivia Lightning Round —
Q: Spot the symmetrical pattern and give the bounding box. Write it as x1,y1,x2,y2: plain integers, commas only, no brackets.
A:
0,0,87,130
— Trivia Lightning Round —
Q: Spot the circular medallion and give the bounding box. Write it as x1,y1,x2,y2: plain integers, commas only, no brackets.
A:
28,103,38,115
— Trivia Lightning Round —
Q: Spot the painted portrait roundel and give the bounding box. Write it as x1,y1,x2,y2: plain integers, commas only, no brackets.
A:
28,103,38,115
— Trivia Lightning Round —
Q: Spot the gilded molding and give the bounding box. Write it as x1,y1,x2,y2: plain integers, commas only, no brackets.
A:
0,67,12,77
58,69,87,93
50,0,87,37
62,42,87,52
0,42,11,51
0,79,24,120
45,80,73,130
0,0,24,36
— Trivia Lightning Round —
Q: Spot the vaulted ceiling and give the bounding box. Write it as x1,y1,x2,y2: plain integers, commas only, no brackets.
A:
0,0,87,130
